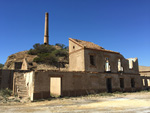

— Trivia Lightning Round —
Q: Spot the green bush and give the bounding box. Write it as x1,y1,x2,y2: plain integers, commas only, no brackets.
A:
52,49,68,57
28,43,68,66
28,43,56,55
0,88,12,97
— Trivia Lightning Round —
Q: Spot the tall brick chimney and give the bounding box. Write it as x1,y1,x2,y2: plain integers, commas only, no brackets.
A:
44,12,49,45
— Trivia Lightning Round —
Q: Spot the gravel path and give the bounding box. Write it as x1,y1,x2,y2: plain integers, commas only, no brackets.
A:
0,91,150,113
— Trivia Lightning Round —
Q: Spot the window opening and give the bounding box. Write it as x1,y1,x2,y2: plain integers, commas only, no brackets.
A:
143,79,145,86
147,79,150,86
90,55,95,66
105,57,111,72
128,58,136,69
118,59,123,72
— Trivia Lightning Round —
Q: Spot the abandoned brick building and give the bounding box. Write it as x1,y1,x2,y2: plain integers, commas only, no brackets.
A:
12,37,143,101
1,12,149,101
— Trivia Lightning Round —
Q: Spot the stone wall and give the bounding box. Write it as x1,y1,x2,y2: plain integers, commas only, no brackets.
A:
32,70,142,100
13,71,34,100
84,49,139,74
69,39,139,74
0,69,14,89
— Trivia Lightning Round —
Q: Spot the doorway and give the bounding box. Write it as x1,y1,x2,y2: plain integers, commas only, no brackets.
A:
120,78,124,89
106,78,112,93
50,77,61,97
131,78,135,88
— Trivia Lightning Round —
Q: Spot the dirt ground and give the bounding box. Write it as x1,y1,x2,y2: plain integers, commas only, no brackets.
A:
0,91,150,113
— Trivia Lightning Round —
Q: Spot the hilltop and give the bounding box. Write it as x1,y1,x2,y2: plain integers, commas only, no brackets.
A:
3,43,69,70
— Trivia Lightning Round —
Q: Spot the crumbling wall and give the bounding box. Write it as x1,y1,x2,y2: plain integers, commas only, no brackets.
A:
69,38,139,75
21,58,29,70
139,66,150,90
13,70,34,100
83,49,139,75
24,71,34,101
127,58,139,74
141,76,150,90
32,70,142,100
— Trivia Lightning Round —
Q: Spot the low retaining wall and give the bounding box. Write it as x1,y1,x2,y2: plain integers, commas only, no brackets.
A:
32,70,142,100
12,70,143,100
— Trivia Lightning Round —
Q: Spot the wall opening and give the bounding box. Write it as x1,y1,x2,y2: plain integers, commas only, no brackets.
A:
90,55,95,66
15,62,22,70
105,58,111,72
142,79,145,87
147,79,150,87
50,77,61,97
118,59,123,72
106,78,112,93
73,46,75,49
120,78,124,89
131,78,135,88
128,58,137,69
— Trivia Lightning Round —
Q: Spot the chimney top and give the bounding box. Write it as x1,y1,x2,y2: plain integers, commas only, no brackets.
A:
44,12,49,45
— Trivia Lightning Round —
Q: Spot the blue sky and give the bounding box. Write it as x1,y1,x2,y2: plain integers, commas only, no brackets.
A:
0,0,150,66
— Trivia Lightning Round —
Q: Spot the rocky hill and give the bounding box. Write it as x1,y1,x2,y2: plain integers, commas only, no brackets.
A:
3,51,37,70
4,44,69,71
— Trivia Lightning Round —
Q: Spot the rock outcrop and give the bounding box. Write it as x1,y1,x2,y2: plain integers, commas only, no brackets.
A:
4,50,69,71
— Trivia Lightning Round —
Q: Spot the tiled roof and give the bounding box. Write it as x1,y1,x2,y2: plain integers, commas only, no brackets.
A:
73,38,104,50
69,38,119,54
